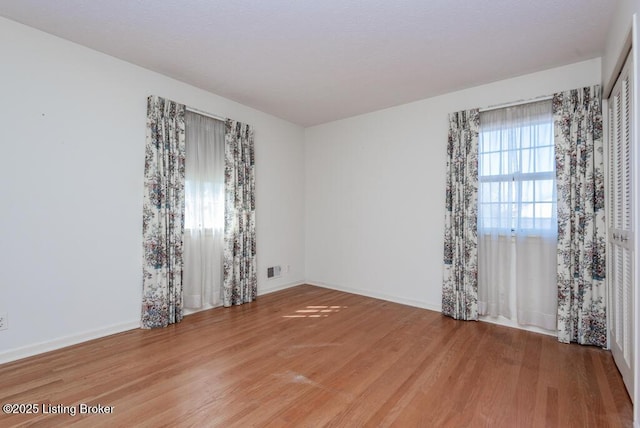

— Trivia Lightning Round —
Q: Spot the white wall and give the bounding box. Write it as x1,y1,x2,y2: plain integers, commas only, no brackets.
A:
305,58,601,310
602,0,637,92
0,17,305,362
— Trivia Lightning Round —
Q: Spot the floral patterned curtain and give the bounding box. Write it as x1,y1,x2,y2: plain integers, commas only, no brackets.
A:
553,86,606,347
442,109,480,320
141,96,186,328
223,120,257,306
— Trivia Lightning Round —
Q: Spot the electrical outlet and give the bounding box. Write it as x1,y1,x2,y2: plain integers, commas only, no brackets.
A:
0,312,7,331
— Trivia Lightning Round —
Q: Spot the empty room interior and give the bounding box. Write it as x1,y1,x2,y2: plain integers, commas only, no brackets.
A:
0,0,639,426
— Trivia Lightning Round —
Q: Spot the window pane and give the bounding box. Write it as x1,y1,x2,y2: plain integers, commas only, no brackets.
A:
479,153,490,176
489,152,501,175
479,135,488,153
521,148,532,173
535,202,554,219
535,146,554,172
478,100,554,234
501,150,511,175
534,123,553,148
500,181,512,201
521,180,534,202
520,128,532,148
535,180,555,202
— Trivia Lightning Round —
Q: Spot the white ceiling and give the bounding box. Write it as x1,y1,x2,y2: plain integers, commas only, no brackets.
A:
0,0,617,127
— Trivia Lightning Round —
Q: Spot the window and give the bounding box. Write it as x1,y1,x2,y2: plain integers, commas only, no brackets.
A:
184,112,225,232
184,180,224,231
182,111,225,309
477,99,557,331
478,100,555,234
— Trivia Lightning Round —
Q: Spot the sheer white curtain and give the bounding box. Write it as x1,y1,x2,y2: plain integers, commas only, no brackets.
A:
183,111,225,309
478,100,557,331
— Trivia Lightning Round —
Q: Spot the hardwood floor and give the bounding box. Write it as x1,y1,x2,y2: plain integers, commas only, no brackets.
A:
0,285,632,427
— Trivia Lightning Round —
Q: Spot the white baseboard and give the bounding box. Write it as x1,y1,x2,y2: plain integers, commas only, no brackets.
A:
0,320,139,365
306,280,442,312
183,280,304,317
259,280,305,296
306,280,559,338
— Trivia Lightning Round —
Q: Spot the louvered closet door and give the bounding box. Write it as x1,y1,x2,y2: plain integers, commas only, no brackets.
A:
608,51,634,399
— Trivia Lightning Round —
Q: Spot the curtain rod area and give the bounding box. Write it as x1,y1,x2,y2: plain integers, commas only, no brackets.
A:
479,95,553,113
185,106,226,122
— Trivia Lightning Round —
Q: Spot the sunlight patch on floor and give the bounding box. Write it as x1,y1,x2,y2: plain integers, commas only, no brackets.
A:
282,305,347,318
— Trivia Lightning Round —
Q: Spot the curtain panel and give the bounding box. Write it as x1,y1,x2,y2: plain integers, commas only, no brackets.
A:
223,120,257,307
477,100,558,331
553,86,607,347
442,109,480,320
183,111,225,309
141,96,186,328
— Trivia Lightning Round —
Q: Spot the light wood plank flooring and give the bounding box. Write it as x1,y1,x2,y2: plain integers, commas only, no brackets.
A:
0,285,632,427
